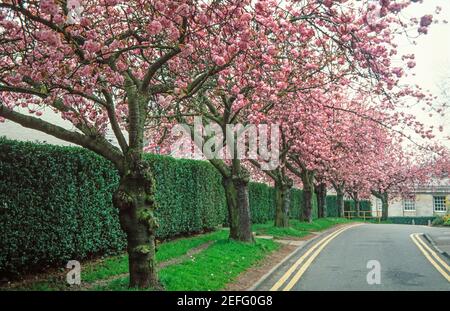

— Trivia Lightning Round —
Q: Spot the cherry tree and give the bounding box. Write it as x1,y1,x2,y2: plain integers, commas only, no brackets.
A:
0,0,263,288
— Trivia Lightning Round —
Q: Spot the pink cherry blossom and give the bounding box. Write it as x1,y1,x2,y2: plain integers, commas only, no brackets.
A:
148,21,163,35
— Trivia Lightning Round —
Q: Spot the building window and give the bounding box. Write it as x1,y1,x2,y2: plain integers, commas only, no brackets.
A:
433,196,447,212
403,198,415,211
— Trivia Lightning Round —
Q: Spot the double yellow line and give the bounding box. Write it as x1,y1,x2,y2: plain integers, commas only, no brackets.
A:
410,233,450,282
270,224,362,291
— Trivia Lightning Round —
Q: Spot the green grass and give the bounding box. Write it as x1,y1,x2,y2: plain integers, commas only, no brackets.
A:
252,224,310,238
7,229,229,290
95,238,279,291
10,280,62,291
253,217,355,239
81,229,229,283
157,230,229,262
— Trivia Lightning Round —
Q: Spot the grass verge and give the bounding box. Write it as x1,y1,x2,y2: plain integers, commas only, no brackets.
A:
82,229,228,283
253,217,355,239
95,238,279,291
5,229,229,290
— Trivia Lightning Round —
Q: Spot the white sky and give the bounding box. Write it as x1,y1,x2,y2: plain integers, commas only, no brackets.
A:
393,0,450,149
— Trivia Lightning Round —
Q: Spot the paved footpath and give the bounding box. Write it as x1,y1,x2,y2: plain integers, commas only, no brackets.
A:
253,224,450,291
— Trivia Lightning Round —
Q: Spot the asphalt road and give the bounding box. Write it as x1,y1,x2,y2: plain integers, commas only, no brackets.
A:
255,224,450,291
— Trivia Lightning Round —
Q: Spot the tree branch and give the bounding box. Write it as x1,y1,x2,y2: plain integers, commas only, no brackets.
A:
140,47,181,93
101,89,129,153
0,105,124,172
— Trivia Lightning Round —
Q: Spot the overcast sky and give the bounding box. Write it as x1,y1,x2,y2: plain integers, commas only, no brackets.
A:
394,0,450,149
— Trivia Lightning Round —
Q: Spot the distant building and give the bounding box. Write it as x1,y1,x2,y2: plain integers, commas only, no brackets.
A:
371,178,450,217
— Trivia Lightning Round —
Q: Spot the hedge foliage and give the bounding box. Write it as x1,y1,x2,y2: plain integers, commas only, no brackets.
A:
0,138,125,276
145,153,227,239
248,182,276,224
326,195,340,217
0,138,226,276
322,196,372,217
388,217,436,225
248,183,319,223
344,200,372,212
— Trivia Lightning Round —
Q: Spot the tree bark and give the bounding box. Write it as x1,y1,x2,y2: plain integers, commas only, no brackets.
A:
315,183,327,218
222,172,254,242
113,160,160,289
381,193,389,221
300,171,314,223
354,198,360,218
274,180,292,227
336,189,344,218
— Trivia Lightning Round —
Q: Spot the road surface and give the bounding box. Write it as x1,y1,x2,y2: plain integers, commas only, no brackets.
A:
254,223,450,291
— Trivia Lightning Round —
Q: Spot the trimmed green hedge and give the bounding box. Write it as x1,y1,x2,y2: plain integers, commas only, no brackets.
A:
360,201,372,212
388,217,436,225
146,154,227,239
248,183,318,222
0,138,226,276
0,138,125,276
326,195,339,217
248,182,276,224
324,196,371,217
344,200,372,212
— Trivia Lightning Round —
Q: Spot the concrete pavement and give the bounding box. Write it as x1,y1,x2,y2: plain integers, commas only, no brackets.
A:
253,223,450,291
425,230,450,258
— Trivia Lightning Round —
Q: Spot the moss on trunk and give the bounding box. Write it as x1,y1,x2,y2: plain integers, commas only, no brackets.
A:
274,180,292,227
113,160,160,289
222,174,254,243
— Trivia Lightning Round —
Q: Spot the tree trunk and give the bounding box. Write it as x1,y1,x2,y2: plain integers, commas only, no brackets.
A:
336,189,344,218
302,188,313,223
113,160,160,289
223,175,254,242
301,171,314,223
315,183,327,218
381,193,389,221
274,181,291,227
354,199,360,218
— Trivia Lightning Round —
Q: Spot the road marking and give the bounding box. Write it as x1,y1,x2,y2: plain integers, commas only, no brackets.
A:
270,224,362,291
414,234,450,273
269,226,348,291
282,225,359,291
410,233,450,282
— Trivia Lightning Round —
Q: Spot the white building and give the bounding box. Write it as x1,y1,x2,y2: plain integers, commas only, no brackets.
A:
371,179,450,217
